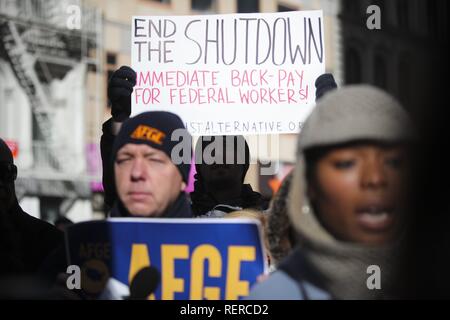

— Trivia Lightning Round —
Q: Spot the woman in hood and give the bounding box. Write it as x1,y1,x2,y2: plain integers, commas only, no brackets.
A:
248,85,415,300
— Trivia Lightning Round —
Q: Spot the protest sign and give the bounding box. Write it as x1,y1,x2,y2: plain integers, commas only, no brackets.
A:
66,218,266,300
131,11,325,135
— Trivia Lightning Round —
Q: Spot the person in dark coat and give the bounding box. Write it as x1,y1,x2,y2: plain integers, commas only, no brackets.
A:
191,135,267,217
0,138,63,275
101,66,137,212
100,66,266,217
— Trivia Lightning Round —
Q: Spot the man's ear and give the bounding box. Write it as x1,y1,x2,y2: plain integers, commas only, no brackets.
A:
180,181,187,192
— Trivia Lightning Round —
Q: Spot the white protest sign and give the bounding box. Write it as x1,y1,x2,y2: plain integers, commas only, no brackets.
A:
131,11,325,135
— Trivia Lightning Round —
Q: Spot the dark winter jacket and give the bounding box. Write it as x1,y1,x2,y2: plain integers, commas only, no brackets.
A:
0,200,63,275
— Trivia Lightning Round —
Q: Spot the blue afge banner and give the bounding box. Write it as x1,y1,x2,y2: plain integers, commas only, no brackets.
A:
65,218,267,300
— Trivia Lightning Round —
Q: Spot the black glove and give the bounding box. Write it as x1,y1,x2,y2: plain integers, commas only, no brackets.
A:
107,66,136,122
315,73,337,101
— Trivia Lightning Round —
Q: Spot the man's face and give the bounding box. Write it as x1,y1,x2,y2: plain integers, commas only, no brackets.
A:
0,163,17,212
114,144,185,217
309,143,409,245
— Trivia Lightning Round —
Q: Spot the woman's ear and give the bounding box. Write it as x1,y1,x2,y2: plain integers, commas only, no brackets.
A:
180,181,187,192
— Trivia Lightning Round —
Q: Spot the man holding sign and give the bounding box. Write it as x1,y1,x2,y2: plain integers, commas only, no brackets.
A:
71,113,267,300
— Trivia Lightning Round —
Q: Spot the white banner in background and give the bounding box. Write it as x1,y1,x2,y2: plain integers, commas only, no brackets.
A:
131,11,325,135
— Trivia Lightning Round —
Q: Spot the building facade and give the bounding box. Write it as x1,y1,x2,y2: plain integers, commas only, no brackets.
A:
1,0,343,222
340,0,448,117
0,0,103,222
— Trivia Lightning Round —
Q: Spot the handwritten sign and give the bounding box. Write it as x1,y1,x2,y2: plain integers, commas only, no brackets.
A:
66,218,266,300
131,11,325,135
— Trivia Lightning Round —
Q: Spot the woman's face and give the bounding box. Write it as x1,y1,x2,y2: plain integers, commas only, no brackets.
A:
309,143,409,245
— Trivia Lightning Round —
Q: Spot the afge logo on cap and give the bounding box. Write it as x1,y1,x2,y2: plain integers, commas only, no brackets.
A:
131,125,166,145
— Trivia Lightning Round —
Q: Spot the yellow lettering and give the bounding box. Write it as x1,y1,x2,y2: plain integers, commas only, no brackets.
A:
161,244,189,300
130,125,166,145
225,246,255,300
128,244,155,300
190,244,222,300
131,125,145,139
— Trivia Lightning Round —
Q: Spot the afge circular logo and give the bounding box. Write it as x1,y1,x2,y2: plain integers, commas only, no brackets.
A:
81,259,109,294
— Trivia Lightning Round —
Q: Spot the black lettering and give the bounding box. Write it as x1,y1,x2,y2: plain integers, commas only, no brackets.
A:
164,19,176,37
134,41,145,62
256,19,271,65
134,18,145,37
288,17,307,64
185,20,202,64
221,19,237,65
149,19,162,38
272,18,287,66
148,41,162,63
308,17,323,64
240,18,257,64
204,19,219,64
163,41,174,63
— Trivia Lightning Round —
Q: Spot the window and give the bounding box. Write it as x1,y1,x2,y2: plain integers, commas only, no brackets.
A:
106,52,117,65
192,0,213,11
278,5,295,12
237,0,259,13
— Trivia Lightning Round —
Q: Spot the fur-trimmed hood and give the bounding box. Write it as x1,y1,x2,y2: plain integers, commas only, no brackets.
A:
266,171,295,266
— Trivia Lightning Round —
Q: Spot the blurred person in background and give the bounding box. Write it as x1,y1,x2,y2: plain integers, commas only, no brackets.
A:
191,135,266,217
101,66,137,212
101,66,267,217
191,73,337,218
0,138,63,275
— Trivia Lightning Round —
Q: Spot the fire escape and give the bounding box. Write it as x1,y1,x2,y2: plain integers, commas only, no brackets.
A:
1,20,65,170
0,0,104,218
